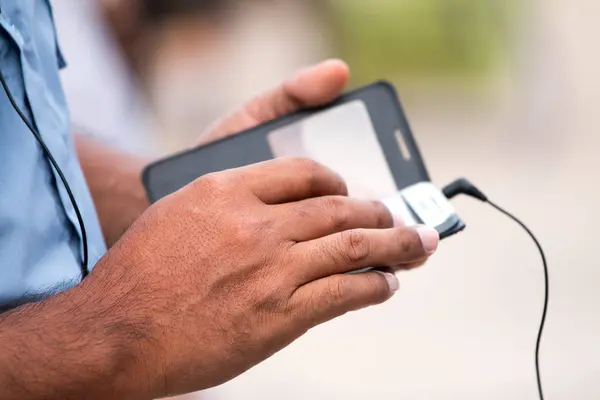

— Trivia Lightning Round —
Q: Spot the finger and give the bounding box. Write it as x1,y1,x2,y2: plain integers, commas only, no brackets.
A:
379,256,430,270
392,257,429,270
379,257,430,271
291,271,399,327
291,226,439,283
226,158,348,204
256,59,350,118
200,59,350,143
275,196,394,242
346,257,429,276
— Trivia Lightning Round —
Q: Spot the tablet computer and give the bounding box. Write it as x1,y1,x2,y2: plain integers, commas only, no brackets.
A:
142,81,465,239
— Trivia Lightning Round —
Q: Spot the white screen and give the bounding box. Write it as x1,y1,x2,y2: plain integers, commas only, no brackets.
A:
267,101,399,200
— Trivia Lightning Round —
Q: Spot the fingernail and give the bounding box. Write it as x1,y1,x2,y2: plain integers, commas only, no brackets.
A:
377,272,400,293
417,226,439,255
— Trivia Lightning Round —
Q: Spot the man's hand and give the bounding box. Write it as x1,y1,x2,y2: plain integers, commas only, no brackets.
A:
0,59,441,400
0,158,438,399
77,59,349,247
90,158,438,398
198,59,350,145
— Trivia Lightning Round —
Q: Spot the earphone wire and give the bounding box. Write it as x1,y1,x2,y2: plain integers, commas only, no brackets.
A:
0,69,89,279
487,200,548,400
442,178,549,399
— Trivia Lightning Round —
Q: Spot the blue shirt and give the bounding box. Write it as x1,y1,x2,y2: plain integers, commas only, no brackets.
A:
0,0,106,309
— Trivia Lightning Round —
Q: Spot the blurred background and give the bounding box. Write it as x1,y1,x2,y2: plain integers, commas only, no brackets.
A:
52,0,598,398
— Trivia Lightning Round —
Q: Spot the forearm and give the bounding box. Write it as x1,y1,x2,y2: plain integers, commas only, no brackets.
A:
0,286,153,400
75,135,150,247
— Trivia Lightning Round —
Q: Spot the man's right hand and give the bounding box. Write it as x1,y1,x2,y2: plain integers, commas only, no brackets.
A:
2,158,439,400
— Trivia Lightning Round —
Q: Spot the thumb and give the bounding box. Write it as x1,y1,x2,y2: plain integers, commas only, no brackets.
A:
199,59,350,144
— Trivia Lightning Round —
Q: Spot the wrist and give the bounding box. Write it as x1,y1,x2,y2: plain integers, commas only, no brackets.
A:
65,279,164,399
0,283,161,399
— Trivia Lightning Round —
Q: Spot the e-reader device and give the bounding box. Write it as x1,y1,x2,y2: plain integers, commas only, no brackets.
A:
142,81,466,239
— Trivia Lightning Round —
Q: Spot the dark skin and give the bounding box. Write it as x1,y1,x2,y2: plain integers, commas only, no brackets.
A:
0,61,439,399
79,60,357,248
74,136,150,247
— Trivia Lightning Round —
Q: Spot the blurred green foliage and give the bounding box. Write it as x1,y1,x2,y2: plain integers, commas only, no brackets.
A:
327,0,515,86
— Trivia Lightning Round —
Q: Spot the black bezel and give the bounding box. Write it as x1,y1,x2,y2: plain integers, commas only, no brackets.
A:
142,81,431,203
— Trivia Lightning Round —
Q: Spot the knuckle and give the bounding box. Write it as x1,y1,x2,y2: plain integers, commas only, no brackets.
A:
295,204,313,221
325,278,348,306
292,157,321,177
395,229,416,256
195,173,230,195
247,213,276,235
232,219,255,242
340,229,371,265
254,282,289,314
373,201,393,228
290,158,347,196
321,197,350,230
365,273,391,302
321,196,346,210
300,157,322,172
232,213,275,245
292,157,322,194
297,158,322,183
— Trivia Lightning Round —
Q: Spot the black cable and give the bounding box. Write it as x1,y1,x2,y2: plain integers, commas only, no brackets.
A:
0,69,89,279
443,178,548,400
486,200,548,400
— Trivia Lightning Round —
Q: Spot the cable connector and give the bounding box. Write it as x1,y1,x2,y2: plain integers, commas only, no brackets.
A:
442,178,488,202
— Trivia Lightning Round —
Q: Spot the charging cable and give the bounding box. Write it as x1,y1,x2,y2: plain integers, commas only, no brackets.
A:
442,178,548,400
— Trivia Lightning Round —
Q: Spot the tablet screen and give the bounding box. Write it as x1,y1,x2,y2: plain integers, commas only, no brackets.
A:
267,100,399,200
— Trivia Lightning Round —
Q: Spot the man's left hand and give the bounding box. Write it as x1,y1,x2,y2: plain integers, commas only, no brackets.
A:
197,59,350,145
78,60,350,247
